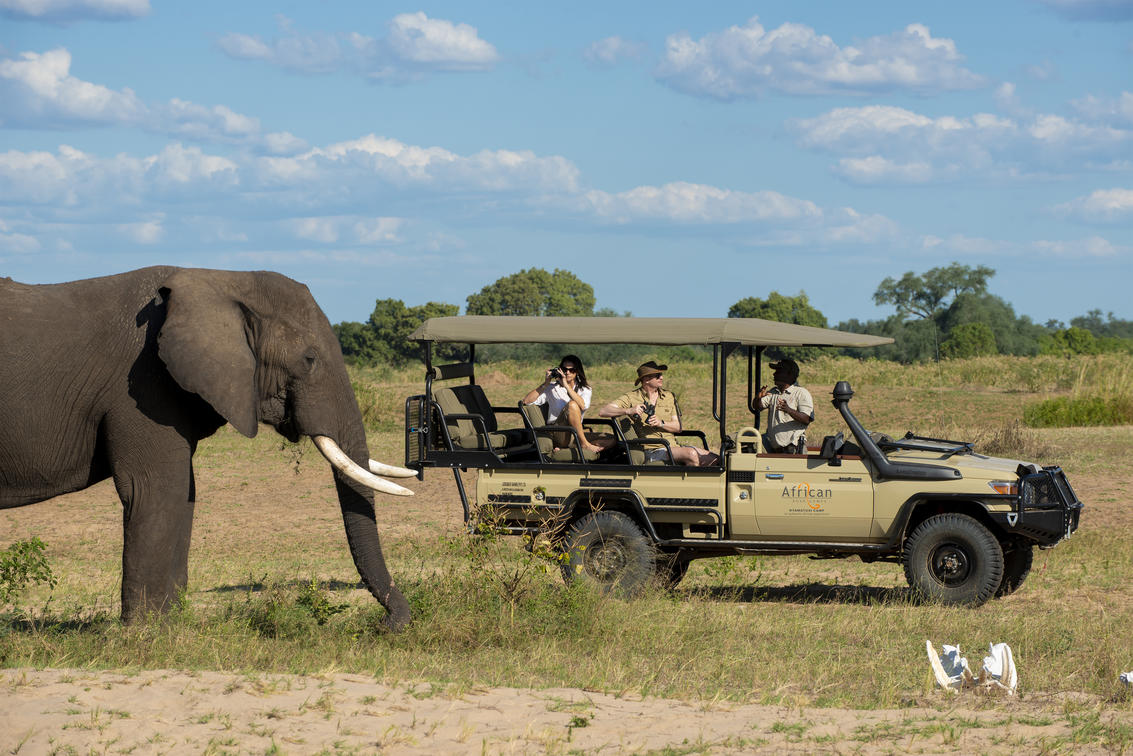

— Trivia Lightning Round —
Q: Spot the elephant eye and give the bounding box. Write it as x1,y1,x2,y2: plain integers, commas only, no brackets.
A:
303,348,318,374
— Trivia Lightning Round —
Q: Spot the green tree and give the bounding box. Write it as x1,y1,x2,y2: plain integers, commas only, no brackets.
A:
466,268,596,317
873,262,995,320
940,322,997,359
1039,326,1101,356
729,291,829,361
1070,309,1133,340
938,292,1043,356
838,315,942,363
337,298,459,366
333,321,381,365
728,291,828,327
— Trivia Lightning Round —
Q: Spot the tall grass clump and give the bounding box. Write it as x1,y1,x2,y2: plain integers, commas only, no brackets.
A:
1024,395,1133,428
1024,357,1133,427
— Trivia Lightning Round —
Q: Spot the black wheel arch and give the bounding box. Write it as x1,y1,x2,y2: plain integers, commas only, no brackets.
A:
891,495,1012,552
556,489,660,544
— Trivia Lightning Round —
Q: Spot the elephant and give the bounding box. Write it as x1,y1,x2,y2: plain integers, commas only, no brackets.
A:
0,267,415,628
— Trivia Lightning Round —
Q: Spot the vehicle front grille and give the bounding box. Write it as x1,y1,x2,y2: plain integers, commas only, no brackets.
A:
1017,466,1083,543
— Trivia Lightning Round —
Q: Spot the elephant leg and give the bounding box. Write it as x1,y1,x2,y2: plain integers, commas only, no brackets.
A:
108,424,196,622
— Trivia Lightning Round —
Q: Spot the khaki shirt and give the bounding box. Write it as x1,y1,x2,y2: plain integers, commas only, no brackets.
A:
611,387,681,445
760,384,814,449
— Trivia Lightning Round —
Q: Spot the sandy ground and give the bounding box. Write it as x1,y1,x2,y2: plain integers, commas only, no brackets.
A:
4,667,1127,755
3,423,1131,754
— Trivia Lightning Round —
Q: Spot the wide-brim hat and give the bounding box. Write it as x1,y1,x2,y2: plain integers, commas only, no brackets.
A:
635,360,668,384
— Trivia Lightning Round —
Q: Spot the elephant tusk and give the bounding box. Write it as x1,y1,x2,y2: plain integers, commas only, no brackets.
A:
369,459,417,478
313,436,414,497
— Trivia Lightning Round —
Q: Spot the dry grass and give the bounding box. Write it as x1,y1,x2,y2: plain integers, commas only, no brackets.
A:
2,355,1131,749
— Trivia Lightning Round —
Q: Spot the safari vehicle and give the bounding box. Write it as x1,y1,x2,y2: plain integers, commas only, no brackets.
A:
404,317,1083,606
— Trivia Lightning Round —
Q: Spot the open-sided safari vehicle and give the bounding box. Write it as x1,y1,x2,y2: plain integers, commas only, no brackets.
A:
404,316,1082,606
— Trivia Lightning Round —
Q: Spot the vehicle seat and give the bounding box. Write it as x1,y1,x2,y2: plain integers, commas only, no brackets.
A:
615,417,672,465
434,385,542,453
521,401,598,463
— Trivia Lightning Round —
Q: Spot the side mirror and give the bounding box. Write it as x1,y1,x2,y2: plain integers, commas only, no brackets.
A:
819,432,845,465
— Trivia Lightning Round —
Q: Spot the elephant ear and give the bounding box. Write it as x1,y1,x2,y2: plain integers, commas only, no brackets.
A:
157,269,260,438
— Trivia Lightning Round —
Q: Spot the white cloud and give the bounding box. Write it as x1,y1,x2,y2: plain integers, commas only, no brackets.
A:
920,232,1127,258
584,36,647,67
920,234,1017,256
117,216,163,244
1053,188,1133,222
0,0,148,23
576,182,819,224
217,27,344,74
0,143,238,209
655,17,984,100
354,217,403,244
0,48,145,127
384,12,498,68
835,156,934,184
1033,236,1123,257
566,181,899,244
0,47,311,153
0,219,41,253
294,134,581,194
290,217,340,243
0,135,903,259
1072,91,1133,127
219,13,498,81
795,104,1133,183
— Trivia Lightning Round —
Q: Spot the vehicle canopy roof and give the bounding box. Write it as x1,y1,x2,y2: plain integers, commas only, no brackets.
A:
411,316,893,348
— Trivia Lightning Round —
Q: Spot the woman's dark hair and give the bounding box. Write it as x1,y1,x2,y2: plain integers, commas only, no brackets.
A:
559,354,589,389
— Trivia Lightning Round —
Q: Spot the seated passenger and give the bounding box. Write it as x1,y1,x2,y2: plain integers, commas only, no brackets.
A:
756,358,813,454
522,355,604,454
599,361,718,466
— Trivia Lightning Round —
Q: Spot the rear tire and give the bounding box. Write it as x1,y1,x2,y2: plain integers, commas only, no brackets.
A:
903,514,1004,607
560,511,654,596
996,543,1034,597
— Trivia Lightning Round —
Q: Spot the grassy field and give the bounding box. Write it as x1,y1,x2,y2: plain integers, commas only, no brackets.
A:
2,355,1131,751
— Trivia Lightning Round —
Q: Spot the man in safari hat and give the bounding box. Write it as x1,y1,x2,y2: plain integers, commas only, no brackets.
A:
599,361,718,466
756,357,813,454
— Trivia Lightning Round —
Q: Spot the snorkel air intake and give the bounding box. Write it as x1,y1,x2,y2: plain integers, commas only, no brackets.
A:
831,381,961,481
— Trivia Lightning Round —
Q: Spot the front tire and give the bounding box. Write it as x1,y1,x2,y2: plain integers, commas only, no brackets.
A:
560,511,654,596
996,543,1034,597
903,514,1004,607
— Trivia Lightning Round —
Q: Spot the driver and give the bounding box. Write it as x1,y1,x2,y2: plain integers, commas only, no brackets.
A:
756,358,813,454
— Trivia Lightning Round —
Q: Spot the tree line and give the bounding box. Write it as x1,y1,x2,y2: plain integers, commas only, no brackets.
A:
334,263,1133,366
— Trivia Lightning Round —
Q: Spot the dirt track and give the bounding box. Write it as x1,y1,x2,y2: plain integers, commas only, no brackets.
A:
5,667,1126,754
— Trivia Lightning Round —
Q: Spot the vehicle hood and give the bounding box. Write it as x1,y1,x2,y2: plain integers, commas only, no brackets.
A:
885,446,1038,478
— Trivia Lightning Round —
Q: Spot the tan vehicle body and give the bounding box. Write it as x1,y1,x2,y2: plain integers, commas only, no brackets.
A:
407,317,1082,606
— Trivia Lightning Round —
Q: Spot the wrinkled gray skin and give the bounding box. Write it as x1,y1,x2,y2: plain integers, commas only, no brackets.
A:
0,267,410,628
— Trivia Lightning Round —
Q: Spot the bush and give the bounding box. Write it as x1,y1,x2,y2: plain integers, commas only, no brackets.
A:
0,538,56,607
1024,395,1133,427
940,322,997,359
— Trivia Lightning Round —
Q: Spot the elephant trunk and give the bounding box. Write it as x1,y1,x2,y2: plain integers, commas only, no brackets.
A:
327,429,412,631
335,474,411,630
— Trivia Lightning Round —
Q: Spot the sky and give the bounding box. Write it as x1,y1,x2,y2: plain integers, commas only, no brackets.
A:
2,1,1132,328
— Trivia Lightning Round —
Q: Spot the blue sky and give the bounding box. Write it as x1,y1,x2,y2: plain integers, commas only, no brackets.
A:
2,1,1132,327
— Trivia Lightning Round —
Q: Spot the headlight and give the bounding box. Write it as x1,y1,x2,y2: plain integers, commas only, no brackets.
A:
988,480,1019,496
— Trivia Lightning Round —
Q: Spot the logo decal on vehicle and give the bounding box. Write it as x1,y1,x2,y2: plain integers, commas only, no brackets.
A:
782,482,831,511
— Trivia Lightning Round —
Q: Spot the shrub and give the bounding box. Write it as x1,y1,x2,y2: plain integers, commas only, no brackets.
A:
0,538,57,607
940,322,997,359
1024,395,1133,428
